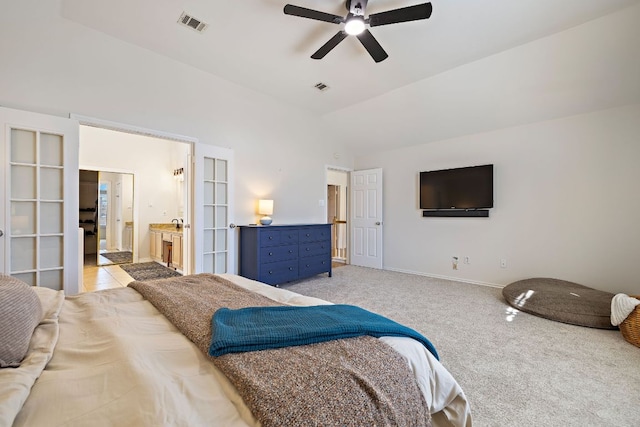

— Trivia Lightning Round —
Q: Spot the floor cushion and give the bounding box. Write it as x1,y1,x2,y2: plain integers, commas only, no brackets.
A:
502,278,616,329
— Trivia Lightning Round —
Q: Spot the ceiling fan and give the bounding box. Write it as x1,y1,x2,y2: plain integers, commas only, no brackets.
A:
283,0,433,63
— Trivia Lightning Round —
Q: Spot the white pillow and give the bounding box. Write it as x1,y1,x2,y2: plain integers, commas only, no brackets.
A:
0,275,43,368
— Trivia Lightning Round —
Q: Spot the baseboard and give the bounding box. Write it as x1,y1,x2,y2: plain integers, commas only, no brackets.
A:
384,267,504,289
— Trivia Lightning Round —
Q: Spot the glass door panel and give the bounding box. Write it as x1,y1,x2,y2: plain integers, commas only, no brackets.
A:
40,236,63,268
203,230,214,252
40,202,63,234
11,237,37,272
40,270,63,290
10,202,36,235
215,230,227,251
215,206,227,228
11,166,37,199
41,168,64,200
1,107,79,293
8,129,66,290
10,129,36,163
39,133,63,166
195,144,234,274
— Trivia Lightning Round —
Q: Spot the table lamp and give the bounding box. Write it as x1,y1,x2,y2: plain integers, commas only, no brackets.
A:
258,199,273,225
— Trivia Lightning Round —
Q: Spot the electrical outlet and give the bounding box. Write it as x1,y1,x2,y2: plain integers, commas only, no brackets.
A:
500,259,507,268
452,256,459,270
464,256,470,265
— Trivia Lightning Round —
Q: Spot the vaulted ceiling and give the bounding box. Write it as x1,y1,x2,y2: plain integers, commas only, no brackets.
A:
60,0,640,152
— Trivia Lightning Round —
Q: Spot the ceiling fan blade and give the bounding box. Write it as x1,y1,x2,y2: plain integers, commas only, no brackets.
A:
311,31,348,59
356,29,388,63
284,4,344,24
368,3,432,27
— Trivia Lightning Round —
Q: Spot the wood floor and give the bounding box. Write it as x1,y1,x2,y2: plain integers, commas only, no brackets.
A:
82,257,347,293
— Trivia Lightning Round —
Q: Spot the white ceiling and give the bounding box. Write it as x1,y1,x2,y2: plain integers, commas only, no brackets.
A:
60,0,640,118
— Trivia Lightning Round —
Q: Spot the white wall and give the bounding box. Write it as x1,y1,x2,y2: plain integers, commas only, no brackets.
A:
0,0,353,232
3,0,638,293
335,3,640,295
323,3,640,153
355,104,640,294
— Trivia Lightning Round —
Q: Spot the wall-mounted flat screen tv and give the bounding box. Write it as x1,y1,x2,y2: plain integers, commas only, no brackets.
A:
420,164,494,210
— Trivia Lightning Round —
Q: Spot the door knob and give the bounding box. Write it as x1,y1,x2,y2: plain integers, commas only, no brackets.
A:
229,223,237,229
0,229,3,237
375,221,382,226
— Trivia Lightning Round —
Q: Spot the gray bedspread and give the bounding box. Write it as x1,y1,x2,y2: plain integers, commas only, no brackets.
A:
129,273,431,427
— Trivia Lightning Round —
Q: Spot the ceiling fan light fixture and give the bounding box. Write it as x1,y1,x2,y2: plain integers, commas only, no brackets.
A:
344,17,365,35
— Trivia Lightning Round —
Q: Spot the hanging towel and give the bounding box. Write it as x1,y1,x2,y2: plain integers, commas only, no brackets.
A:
611,293,640,326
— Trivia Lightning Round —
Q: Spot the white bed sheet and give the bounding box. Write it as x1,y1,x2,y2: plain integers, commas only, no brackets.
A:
2,274,471,426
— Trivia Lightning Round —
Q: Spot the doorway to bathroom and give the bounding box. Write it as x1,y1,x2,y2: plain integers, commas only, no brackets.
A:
79,169,134,267
327,167,349,266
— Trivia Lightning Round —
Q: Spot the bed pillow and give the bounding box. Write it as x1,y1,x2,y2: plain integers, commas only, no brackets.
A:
0,275,43,368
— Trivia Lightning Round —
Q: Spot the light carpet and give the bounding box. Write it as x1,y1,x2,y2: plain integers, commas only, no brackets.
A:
283,265,640,427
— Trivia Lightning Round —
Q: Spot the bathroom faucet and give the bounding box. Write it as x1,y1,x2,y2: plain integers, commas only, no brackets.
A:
172,218,181,229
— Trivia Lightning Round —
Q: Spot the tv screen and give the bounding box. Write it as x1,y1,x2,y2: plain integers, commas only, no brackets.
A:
420,164,493,210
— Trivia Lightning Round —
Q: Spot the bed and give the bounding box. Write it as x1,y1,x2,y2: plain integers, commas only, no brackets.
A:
1,273,471,426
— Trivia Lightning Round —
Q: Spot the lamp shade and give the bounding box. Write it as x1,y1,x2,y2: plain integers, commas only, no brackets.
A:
258,199,273,215
258,199,273,225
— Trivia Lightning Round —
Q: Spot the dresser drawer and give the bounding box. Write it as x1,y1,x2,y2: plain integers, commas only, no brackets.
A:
260,260,298,285
260,229,299,247
299,226,331,243
240,224,332,286
299,254,331,277
260,244,297,263
300,241,330,258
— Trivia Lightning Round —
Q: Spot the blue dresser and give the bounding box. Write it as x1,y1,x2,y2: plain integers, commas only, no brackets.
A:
239,224,332,286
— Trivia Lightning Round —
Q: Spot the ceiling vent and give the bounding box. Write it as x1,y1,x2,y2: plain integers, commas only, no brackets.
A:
314,82,330,92
178,12,208,33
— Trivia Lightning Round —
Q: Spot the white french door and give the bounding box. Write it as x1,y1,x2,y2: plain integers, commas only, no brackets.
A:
0,107,79,294
193,143,235,274
350,168,383,269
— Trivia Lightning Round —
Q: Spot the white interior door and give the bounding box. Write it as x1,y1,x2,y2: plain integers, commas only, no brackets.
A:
350,168,383,269
193,143,235,274
0,107,79,294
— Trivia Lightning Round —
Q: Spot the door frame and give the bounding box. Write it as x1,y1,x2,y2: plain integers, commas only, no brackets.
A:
325,165,352,264
71,114,198,274
79,166,136,264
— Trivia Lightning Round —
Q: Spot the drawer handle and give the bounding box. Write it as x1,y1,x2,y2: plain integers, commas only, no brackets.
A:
269,236,273,240
306,233,310,237
306,264,310,267
288,250,293,254
268,270,273,274
306,248,310,251
269,252,273,256
322,261,326,264
289,267,293,271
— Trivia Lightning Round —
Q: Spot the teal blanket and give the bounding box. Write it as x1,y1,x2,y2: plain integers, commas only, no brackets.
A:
209,304,439,360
